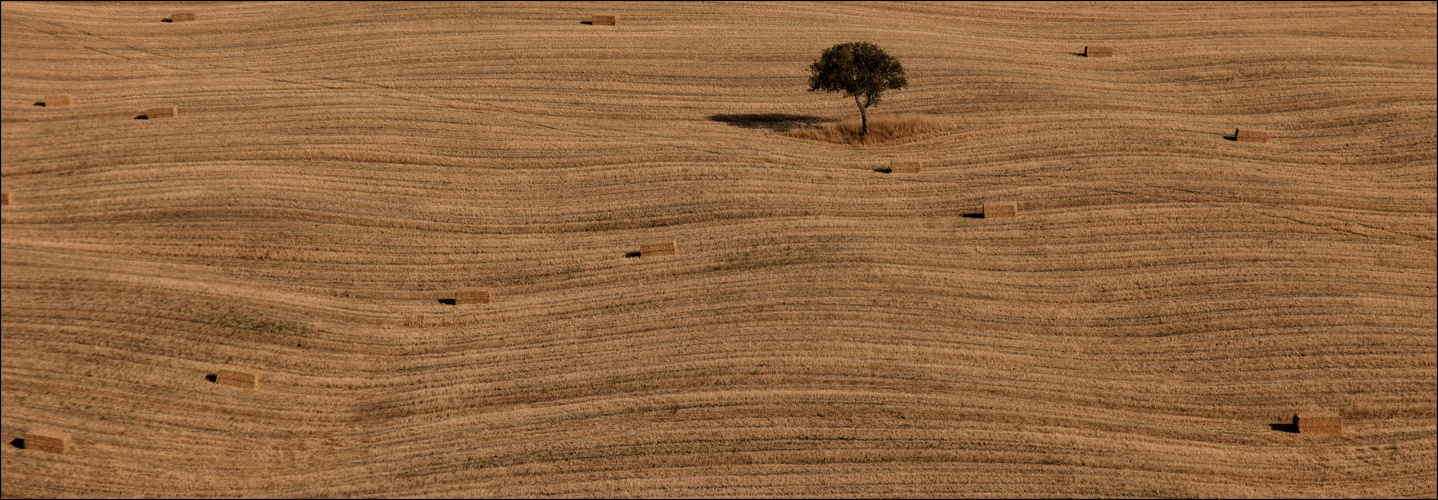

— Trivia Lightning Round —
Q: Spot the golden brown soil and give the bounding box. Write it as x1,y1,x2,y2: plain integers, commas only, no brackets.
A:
2,2,1435,497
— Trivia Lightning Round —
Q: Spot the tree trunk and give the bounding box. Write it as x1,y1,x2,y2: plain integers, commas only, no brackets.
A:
854,94,868,135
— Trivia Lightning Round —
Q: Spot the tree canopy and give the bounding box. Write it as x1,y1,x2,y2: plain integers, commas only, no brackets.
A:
807,42,908,133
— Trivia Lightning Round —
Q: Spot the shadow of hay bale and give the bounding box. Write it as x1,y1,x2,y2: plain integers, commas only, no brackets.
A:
1269,422,1299,433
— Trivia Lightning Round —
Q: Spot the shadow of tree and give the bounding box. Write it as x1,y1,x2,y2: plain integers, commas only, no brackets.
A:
1269,422,1299,433
708,113,830,132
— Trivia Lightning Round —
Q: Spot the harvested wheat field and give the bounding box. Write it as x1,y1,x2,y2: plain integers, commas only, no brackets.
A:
2,2,1435,498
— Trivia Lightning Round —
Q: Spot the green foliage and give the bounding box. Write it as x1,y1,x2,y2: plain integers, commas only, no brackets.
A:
808,42,908,114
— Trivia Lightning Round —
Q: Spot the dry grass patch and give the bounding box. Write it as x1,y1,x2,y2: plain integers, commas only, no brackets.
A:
784,113,955,146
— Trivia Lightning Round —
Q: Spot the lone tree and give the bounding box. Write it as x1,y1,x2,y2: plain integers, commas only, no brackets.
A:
807,42,908,135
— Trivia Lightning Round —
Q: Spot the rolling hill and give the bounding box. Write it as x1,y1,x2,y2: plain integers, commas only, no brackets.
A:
2,2,1435,497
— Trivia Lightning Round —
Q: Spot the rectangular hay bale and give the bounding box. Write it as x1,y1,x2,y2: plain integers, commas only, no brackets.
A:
171,12,197,22
1,191,12,206
455,288,494,305
1294,412,1341,435
890,159,922,173
1235,129,1268,143
45,95,73,107
216,369,258,390
640,240,678,257
592,15,618,25
147,106,178,119
983,201,1018,219
25,429,72,455
1085,46,1113,57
